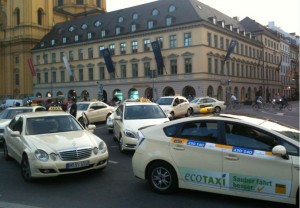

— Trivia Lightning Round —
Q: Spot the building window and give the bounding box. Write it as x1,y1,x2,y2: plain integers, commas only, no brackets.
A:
75,35,79,42
78,49,83,60
99,45,104,57
226,62,230,76
69,50,74,61
101,30,106,38
51,39,55,46
169,5,176,12
79,69,83,81
237,63,240,77
88,48,93,59
214,34,218,48
144,62,151,77
169,35,177,48
109,72,115,80
157,37,163,49
15,56,19,64
60,52,64,62
88,32,92,39
15,8,20,25
58,0,63,6
220,60,224,75
51,53,56,63
132,63,138,78
214,59,218,74
44,72,49,83
63,37,67,43
52,70,56,83
226,39,229,50
148,20,154,29
170,59,177,75
184,32,192,47
36,55,40,64
44,54,48,64
61,70,65,83
207,33,212,46
15,74,20,86
70,69,75,81
231,63,235,76
88,68,93,81
208,58,212,74
118,16,124,23
132,13,138,20
120,42,126,55
152,9,159,16
144,39,151,52
166,17,172,26
241,44,244,55
245,46,248,56
116,27,121,35
131,24,137,32
109,44,115,56
120,65,127,78
184,58,192,73
94,20,101,27
132,41,138,53
36,73,41,84
69,26,75,32
99,66,105,80
76,0,83,5
37,9,43,25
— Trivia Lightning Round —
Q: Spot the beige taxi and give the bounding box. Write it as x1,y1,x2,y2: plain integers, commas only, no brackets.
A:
3,111,108,182
132,115,299,205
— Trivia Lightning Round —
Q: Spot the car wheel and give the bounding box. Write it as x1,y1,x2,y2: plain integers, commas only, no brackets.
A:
185,108,191,117
147,161,178,194
21,155,33,182
170,112,175,120
119,135,125,153
3,140,11,161
214,106,221,113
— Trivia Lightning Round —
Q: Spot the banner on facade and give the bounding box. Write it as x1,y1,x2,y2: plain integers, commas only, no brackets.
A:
101,48,115,74
27,58,36,76
224,39,238,62
151,40,165,73
62,54,73,76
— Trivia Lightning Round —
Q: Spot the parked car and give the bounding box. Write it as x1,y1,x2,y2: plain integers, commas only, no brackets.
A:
156,96,191,120
113,101,169,153
3,111,108,182
74,101,114,124
0,106,46,142
0,99,24,109
189,97,226,114
132,115,299,206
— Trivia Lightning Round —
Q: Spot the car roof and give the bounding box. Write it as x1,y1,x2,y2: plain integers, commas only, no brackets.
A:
6,106,44,110
77,101,104,104
20,111,70,118
158,96,186,99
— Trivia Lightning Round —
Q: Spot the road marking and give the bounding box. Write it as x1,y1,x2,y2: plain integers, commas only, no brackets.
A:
108,160,118,164
0,201,41,208
276,113,284,116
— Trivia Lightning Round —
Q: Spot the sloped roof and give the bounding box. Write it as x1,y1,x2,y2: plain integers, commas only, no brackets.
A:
33,0,246,50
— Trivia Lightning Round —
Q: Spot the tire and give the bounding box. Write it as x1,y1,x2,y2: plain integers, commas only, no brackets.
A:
3,140,12,161
185,108,191,117
147,161,178,194
119,135,125,153
252,104,259,111
214,106,221,113
21,155,33,182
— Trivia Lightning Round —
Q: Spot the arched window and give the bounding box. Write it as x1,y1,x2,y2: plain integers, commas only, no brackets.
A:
37,8,44,25
14,8,20,25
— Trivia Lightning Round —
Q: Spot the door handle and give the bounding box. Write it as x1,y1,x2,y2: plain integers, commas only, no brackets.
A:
224,155,239,161
173,146,185,151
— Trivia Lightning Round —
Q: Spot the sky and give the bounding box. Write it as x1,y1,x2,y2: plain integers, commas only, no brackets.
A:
107,0,300,36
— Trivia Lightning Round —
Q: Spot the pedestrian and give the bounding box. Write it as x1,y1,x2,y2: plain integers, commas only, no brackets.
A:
69,97,77,118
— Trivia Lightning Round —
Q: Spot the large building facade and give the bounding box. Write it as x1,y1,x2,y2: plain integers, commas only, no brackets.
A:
0,0,106,100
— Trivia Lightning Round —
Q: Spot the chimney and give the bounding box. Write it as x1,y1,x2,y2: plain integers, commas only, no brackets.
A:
233,16,239,21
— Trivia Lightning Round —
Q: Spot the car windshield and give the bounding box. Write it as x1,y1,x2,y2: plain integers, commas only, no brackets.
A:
77,103,90,111
156,98,173,105
190,98,199,103
0,108,32,119
124,105,167,120
26,115,83,135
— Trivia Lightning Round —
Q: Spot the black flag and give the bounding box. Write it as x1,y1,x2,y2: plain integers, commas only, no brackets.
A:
151,41,165,73
101,48,115,73
224,39,238,62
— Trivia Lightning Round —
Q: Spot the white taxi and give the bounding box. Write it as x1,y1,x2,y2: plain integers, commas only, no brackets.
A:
189,97,226,114
156,96,191,120
113,101,169,153
3,111,108,182
132,116,299,205
75,101,114,124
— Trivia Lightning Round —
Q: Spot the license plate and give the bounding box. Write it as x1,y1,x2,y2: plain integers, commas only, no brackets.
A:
66,160,90,169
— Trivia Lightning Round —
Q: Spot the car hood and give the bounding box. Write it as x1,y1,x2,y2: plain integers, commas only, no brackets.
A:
0,119,11,128
124,118,169,132
26,131,100,153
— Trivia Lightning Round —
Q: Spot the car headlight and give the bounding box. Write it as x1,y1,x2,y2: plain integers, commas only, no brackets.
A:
98,141,107,153
137,131,145,147
124,129,137,138
34,149,49,162
93,147,99,155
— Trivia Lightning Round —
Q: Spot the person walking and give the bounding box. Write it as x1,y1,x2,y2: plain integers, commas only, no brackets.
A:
69,97,77,118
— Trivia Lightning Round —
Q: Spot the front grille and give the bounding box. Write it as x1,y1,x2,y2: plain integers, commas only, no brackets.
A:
59,147,92,161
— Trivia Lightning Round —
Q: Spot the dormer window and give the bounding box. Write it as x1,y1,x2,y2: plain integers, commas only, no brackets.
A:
131,24,137,32
213,17,216,24
169,5,176,12
132,13,139,20
94,20,101,27
75,35,79,42
101,30,106,37
88,32,92,39
166,17,172,26
152,9,159,16
148,20,154,29
230,25,233,31
222,22,225,28
116,27,121,35
41,42,44,47
118,16,124,23
51,39,55,46
62,37,67,43
237,28,240,33
69,26,75,32
81,23,88,30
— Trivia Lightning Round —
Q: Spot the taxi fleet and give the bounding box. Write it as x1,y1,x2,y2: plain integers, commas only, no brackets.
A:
132,116,299,205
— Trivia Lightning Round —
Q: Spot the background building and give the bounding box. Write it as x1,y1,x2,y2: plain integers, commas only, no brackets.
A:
0,0,106,100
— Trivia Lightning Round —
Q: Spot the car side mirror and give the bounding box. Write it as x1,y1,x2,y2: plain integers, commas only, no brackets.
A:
114,115,122,120
87,124,96,133
11,130,21,137
272,145,289,160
